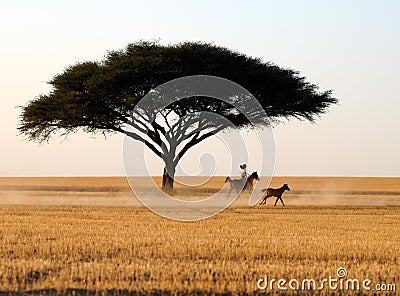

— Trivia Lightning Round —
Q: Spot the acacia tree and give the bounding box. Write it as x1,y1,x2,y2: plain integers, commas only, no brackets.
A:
19,41,337,192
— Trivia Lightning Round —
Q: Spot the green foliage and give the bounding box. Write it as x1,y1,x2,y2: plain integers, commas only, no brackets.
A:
19,41,337,143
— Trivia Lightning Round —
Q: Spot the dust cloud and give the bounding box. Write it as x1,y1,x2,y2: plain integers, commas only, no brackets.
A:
1,177,400,208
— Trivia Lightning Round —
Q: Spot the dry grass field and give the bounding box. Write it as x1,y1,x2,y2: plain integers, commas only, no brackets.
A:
0,177,400,295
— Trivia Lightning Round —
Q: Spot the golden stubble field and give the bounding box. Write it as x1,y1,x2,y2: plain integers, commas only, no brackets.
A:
0,177,400,295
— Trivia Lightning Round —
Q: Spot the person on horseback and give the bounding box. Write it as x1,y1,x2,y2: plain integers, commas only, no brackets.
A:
240,164,248,186
240,164,248,181
225,171,260,197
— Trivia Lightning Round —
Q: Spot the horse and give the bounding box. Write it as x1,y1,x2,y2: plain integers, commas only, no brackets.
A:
259,184,290,206
225,171,260,197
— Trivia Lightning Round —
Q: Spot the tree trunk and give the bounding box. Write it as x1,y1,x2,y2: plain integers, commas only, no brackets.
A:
162,166,175,193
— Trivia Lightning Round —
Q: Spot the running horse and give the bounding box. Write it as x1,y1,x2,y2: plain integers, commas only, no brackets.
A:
259,184,290,206
225,172,260,197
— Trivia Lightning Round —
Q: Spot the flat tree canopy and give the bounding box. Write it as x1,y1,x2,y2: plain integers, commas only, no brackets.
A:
19,41,337,191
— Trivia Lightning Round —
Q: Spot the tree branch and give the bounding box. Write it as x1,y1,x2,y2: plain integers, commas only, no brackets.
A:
173,124,226,166
123,130,163,159
128,109,170,155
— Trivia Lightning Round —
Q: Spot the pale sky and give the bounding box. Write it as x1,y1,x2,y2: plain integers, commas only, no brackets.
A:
1,0,399,177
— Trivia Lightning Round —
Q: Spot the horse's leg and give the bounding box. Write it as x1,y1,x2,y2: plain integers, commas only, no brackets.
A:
230,183,240,196
247,182,253,193
280,197,285,207
236,183,243,195
259,196,266,205
261,194,270,205
274,196,279,206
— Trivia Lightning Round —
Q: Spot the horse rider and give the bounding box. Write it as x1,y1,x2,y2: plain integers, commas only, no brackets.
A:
240,164,248,182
